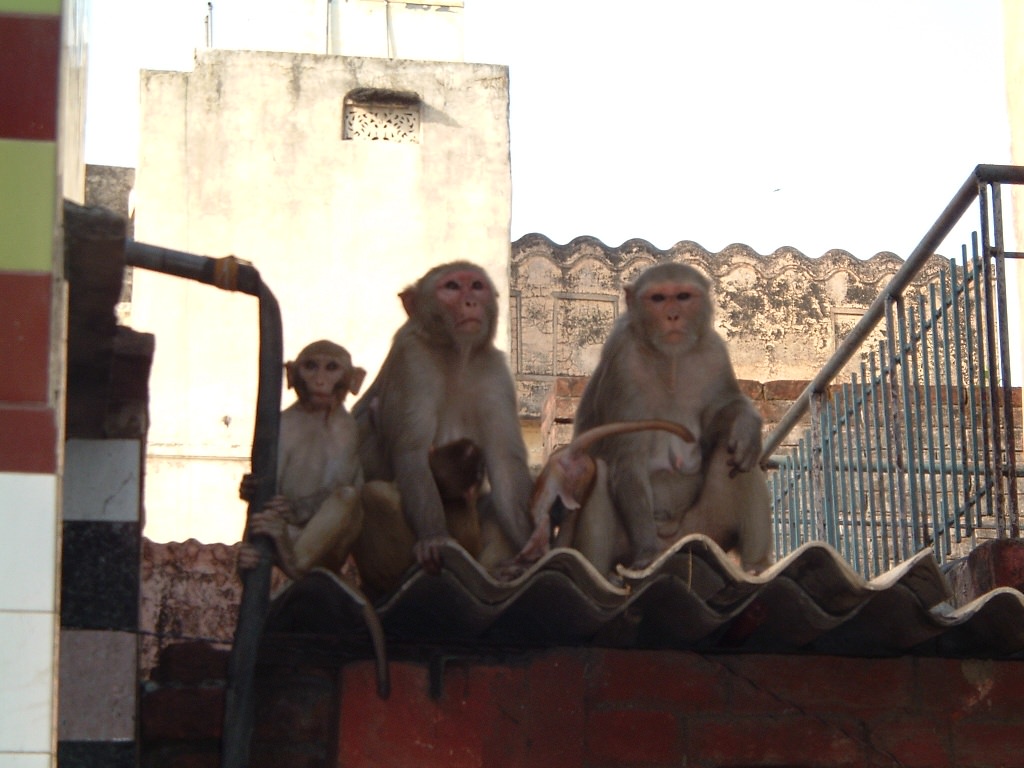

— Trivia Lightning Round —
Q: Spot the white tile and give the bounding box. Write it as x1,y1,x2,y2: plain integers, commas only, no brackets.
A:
0,473,58,612
0,611,57,754
58,630,137,740
63,439,141,522
0,753,54,768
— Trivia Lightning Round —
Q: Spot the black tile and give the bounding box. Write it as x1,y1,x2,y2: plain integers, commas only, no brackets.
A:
61,521,139,630
58,740,137,768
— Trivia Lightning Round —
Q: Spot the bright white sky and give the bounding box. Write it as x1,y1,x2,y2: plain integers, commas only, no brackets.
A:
86,0,1012,259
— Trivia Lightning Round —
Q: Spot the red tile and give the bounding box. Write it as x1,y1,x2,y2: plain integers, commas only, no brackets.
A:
0,404,57,473
0,272,52,403
0,13,61,141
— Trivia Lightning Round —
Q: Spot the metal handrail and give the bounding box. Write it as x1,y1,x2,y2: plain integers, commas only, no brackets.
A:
762,164,1024,460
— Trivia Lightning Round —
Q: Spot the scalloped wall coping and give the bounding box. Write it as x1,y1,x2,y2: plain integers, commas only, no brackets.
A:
512,232,922,275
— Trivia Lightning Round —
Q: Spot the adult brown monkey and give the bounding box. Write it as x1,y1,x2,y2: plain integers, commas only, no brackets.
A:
352,261,534,593
572,262,772,574
238,339,366,581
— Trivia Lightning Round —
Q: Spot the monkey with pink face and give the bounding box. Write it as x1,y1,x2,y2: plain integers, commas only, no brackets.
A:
352,261,534,596
238,339,367,581
570,262,773,574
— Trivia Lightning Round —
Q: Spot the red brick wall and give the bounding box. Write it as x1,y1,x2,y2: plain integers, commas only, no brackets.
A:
336,649,1024,768
142,642,1024,768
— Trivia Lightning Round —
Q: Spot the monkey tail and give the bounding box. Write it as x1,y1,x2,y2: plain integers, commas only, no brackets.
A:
569,419,696,455
359,598,391,699
320,569,390,699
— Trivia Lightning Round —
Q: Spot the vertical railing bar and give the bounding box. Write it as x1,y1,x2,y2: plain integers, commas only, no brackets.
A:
942,264,966,544
961,244,984,529
830,397,844,552
868,352,888,573
931,281,953,555
818,396,836,548
878,340,898,570
791,440,799,549
794,450,802,552
908,301,929,554
799,438,812,546
796,444,807,548
770,468,778,561
990,181,1020,536
771,469,781,560
897,299,920,554
785,462,794,554
920,291,942,563
835,389,851,560
850,375,870,575
839,393,849,558
885,302,909,562
843,382,862,573
810,394,828,544
851,374,868,577
774,456,785,555
979,184,1006,537
970,230,996,526
790,455,799,552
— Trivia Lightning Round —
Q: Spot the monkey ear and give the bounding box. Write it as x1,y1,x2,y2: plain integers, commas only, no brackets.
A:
623,283,638,311
284,361,297,390
348,367,367,396
399,288,417,318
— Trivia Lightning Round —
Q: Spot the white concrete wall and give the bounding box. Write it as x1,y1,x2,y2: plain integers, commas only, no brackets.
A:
133,50,510,543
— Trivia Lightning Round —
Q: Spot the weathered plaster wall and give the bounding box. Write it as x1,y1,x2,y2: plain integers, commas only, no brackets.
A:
132,49,511,543
509,235,950,419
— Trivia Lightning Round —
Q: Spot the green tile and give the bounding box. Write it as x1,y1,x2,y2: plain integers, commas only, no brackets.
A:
0,0,61,14
0,139,58,272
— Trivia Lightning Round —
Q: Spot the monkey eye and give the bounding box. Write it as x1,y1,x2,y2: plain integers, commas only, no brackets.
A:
677,292,692,301
324,361,340,371
443,279,460,290
471,280,485,290
649,293,666,303
302,359,318,370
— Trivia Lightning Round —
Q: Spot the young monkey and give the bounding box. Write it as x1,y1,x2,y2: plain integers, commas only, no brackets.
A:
238,339,367,581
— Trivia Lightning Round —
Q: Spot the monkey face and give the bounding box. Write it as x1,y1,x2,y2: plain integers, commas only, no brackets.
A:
434,268,494,341
637,279,703,350
294,353,350,410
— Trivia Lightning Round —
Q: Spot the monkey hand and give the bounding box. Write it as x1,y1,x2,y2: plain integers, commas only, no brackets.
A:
247,509,305,580
238,473,259,502
413,534,458,575
726,411,763,476
514,519,551,565
262,494,298,520
248,508,289,544
236,542,264,573
626,545,660,573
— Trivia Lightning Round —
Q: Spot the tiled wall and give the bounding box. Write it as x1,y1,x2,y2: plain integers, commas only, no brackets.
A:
59,440,141,767
0,0,76,766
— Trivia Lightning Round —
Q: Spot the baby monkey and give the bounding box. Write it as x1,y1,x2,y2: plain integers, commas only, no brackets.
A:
238,339,366,581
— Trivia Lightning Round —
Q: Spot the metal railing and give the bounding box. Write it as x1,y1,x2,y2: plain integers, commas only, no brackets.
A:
762,165,1024,578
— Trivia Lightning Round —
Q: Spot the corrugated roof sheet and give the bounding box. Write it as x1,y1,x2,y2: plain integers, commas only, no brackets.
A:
264,535,1024,659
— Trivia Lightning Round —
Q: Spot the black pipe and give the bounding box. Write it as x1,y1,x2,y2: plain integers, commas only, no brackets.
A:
124,241,281,768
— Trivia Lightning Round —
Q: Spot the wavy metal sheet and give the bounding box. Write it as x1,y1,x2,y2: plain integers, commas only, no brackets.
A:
265,535,1024,658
